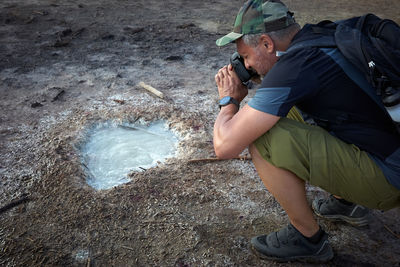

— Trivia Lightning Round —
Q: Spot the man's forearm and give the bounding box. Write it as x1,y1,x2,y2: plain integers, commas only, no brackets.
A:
213,104,239,159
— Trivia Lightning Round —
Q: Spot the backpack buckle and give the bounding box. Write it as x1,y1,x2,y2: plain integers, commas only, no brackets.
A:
368,61,376,68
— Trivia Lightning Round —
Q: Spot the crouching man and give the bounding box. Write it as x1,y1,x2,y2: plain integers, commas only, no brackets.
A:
213,0,400,262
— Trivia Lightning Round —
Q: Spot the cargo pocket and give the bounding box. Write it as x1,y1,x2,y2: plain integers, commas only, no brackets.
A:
308,128,334,194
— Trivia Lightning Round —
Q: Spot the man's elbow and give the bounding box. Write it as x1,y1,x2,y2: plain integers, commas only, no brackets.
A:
214,148,230,159
214,142,237,159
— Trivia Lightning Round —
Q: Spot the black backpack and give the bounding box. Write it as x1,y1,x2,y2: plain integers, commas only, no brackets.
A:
286,13,400,123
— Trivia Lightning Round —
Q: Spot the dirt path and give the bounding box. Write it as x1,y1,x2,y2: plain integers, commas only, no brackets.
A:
1,0,400,266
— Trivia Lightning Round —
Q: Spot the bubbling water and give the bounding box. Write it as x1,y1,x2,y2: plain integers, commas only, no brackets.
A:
80,121,178,190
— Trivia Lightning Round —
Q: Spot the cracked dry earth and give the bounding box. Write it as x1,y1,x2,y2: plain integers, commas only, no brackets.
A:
1,0,400,266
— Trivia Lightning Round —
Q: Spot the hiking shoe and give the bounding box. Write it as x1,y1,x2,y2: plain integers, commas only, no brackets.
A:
251,224,334,263
312,195,369,226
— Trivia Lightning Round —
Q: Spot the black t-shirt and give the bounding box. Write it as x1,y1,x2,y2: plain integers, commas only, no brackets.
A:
248,25,400,189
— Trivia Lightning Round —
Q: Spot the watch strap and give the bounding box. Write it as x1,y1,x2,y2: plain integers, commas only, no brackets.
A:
219,96,240,110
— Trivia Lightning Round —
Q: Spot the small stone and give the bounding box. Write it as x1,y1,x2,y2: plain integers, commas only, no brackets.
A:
31,102,43,108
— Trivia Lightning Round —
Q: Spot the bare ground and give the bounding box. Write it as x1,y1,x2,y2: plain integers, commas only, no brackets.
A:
1,0,400,266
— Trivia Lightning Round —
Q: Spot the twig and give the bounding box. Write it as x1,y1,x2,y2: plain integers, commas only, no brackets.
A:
118,125,158,136
188,156,252,163
0,195,31,214
383,225,400,239
72,28,85,38
138,82,164,99
51,90,65,102
113,99,125,105
122,246,135,251
373,214,400,240
33,11,46,15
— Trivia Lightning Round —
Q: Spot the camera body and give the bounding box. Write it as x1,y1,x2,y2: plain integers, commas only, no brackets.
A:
230,52,257,84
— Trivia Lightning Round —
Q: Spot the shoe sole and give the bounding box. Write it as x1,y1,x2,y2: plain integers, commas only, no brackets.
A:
251,242,334,263
312,207,369,227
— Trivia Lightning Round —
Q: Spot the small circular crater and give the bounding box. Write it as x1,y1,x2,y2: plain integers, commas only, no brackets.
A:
80,120,179,190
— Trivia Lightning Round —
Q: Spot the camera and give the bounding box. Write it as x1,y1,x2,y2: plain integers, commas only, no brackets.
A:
230,52,258,84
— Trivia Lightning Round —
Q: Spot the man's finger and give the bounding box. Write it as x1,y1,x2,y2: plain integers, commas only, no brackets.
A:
218,69,225,79
221,67,231,77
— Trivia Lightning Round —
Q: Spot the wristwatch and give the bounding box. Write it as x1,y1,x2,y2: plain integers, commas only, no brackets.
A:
218,96,240,109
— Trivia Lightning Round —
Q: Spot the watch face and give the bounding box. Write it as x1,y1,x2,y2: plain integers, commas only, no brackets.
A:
219,96,231,106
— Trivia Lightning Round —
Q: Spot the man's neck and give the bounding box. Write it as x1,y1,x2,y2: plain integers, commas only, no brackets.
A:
276,28,301,52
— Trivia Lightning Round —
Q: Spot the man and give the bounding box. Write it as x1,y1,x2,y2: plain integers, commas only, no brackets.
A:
213,0,400,263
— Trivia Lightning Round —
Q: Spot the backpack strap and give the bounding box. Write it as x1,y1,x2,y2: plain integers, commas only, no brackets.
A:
283,20,387,113
320,47,386,112
283,34,336,55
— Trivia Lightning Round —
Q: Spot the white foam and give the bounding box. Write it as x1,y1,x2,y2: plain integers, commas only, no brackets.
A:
81,121,178,190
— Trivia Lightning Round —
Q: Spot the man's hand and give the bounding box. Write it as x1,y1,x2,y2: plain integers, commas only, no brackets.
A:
215,64,248,103
213,66,280,159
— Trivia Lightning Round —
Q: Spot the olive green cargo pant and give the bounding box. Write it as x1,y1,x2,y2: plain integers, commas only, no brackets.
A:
253,107,400,210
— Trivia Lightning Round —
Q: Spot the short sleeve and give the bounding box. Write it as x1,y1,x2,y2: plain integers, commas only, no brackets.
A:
248,48,320,116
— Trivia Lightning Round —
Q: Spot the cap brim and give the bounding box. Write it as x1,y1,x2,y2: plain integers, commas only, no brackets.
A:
216,32,243,46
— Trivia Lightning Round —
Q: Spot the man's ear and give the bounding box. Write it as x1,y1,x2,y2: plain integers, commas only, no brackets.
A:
259,34,274,53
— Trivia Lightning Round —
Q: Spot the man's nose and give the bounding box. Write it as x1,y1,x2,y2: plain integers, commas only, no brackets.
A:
244,60,251,70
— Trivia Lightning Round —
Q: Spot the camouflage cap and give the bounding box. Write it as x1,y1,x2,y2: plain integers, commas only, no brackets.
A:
216,0,295,46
